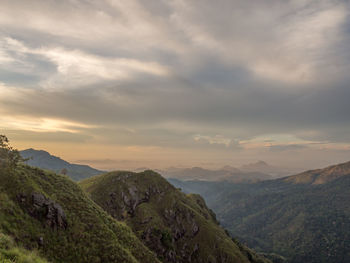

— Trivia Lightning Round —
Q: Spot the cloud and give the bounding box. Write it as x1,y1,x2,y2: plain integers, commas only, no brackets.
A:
268,144,308,152
0,115,94,133
193,134,232,147
0,37,169,89
0,0,350,169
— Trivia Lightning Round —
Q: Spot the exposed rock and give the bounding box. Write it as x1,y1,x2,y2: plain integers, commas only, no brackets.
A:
191,222,199,237
38,236,44,246
80,171,272,263
19,192,67,230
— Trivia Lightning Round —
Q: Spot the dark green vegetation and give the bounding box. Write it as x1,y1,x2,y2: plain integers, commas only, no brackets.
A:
0,135,24,169
80,170,271,263
0,166,161,263
0,232,48,263
170,161,350,263
0,166,160,263
0,136,160,263
20,148,104,181
1,135,270,263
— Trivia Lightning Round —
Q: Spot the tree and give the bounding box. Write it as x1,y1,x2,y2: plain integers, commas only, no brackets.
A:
61,168,68,175
0,135,24,169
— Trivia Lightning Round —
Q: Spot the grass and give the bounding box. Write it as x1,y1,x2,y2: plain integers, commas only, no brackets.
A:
80,170,271,263
0,165,159,263
0,232,48,263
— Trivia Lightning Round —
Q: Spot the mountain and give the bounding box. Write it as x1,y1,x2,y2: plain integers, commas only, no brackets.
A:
20,148,104,181
0,165,160,263
240,161,270,171
1,137,269,263
283,160,350,184
80,170,271,263
161,166,273,183
170,161,350,263
221,165,242,173
240,161,291,177
19,149,275,183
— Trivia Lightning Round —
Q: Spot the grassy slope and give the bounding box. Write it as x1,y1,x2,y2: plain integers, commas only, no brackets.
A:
80,170,270,263
0,232,48,263
0,165,160,263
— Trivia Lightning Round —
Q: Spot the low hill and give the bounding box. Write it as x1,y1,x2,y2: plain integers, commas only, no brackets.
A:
20,148,104,181
170,161,350,263
0,165,160,263
80,170,271,263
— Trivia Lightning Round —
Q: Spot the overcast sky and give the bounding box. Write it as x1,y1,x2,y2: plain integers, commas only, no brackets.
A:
1,0,350,171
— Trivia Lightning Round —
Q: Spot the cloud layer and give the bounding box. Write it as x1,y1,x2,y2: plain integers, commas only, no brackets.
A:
1,0,350,170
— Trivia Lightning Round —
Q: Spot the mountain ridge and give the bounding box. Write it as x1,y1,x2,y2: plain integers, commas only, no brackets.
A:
170,160,350,263
80,170,271,263
20,148,104,181
0,164,160,263
283,160,350,184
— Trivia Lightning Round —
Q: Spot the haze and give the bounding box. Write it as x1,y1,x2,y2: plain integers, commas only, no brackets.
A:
1,0,350,171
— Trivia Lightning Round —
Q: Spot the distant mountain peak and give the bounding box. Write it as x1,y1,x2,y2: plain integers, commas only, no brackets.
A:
22,148,51,155
220,165,241,172
256,160,268,165
240,160,271,172
241,160,269,169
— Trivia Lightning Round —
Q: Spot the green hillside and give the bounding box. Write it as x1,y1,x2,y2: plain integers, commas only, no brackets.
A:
0,165,160,263
170,162,350,263
0,231,48,263
80,170,271,263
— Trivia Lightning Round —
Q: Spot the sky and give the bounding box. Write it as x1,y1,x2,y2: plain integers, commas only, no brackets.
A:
1,0,350,171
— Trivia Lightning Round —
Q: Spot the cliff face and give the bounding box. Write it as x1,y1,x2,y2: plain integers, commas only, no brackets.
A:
80,170,271,263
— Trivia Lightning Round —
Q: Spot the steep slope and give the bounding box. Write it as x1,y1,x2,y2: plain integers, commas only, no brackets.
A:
80,170,271,263
0,165,160,263
20,148,104,181
0,231,48,263
170,161,350,263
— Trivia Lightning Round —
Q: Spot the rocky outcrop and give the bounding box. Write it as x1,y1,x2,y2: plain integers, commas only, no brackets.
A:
107,183,167,219
97,176,203,262
80,171,272,263
18,192,67,230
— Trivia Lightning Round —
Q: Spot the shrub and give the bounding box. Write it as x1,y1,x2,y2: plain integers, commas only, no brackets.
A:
0,135,24,169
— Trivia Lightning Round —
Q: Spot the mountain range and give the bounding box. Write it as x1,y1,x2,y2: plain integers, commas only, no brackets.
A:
15,146,350,262
1,142,270,263
170,161,350,263
20,148,290,183
160,166,273,182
